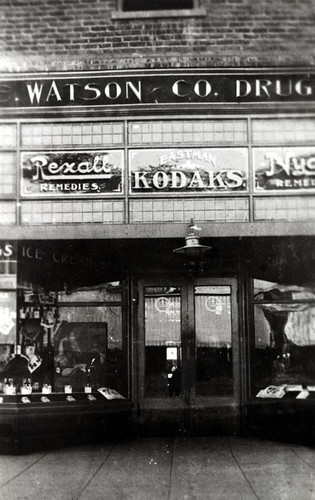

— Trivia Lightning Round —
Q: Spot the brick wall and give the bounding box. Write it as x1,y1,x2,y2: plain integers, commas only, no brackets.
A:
0,0,314,72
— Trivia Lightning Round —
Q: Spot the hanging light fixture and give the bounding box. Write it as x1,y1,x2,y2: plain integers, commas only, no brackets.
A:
173,219,212,261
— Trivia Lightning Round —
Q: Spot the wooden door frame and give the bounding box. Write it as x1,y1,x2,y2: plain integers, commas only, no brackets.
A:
135,276,241,416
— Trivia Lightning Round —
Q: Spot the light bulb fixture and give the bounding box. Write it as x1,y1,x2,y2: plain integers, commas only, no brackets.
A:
173,219,212,261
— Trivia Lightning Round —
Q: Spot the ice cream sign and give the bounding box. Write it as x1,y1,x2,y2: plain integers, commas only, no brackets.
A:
254,147,315,192
129,148,248,193
21,150,124,196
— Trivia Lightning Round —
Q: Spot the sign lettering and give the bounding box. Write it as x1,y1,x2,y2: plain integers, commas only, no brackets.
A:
0,244,13,259
254,147,315,191
129,148,248,194
21,150,124,197
1,72,314,108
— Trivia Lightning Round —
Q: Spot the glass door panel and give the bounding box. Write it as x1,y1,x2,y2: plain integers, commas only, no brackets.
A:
139,277,240,436
194,285,233,396
144,286,181,397
140,278,239,410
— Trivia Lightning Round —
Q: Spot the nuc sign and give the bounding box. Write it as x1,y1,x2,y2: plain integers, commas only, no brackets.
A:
1,70,314,107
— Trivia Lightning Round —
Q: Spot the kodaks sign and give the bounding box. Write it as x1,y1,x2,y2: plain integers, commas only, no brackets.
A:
129,149,248,193
1,71,315,107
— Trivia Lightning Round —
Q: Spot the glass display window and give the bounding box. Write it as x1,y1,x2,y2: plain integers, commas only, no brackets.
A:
0,239,127,398
252,279,315,399
0,279,127,398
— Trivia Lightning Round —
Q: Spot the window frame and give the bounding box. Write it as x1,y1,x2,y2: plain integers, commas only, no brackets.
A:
112,0,206,19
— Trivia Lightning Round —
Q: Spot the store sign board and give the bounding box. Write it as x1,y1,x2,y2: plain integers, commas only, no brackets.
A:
129,148,248,194
21,150,124,196
254,147,315,192
0,71,314,108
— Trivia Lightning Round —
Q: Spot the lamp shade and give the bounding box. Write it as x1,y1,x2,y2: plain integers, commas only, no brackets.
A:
173,233,211,259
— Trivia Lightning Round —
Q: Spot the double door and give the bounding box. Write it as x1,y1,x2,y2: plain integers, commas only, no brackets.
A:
136,277,241,433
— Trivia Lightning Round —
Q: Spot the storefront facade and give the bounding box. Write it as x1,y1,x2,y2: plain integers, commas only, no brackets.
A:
0,68,315,449
1,0,315,450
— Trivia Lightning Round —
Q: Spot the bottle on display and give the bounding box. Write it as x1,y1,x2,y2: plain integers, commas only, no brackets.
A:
3,378,8,394
44,337,54,380
32,381,40,392
23,377,31,387
15,344,21,356
7,378,16,395
84,366,93,393
21,377,32,395
42,376,52,394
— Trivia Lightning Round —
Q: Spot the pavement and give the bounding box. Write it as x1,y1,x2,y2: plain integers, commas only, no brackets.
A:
0,436,315,500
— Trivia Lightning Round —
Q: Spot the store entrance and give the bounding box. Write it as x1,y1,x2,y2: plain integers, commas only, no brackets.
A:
137,277,241,435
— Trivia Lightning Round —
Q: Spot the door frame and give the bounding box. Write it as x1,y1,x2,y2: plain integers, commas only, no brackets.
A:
135,276,241,428
136,277,186,411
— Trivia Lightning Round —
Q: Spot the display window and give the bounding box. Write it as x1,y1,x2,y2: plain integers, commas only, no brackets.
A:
252,279,315,399
0,241,127,399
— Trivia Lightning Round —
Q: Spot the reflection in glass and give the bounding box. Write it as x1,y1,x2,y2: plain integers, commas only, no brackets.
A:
145,287,181,397
58,281,122,303
57,305,123,394
195,286,233,396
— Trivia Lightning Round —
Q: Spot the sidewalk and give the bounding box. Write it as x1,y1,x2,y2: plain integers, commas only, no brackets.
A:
0,436,315,500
